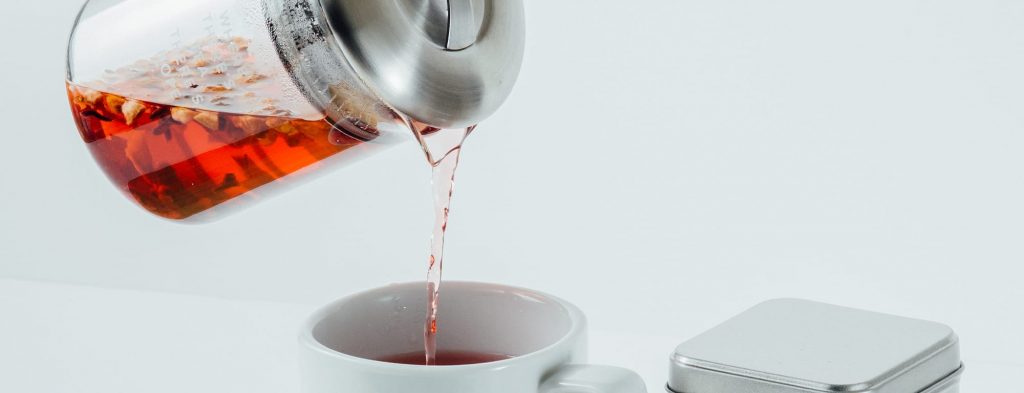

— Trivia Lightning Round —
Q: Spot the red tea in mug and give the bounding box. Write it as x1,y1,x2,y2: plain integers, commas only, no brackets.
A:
377,351,512,366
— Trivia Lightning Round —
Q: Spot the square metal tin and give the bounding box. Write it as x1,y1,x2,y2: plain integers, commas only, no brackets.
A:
668,299,962,393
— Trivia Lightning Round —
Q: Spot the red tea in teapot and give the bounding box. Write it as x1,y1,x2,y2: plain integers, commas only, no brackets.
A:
67,37,387,220
68,85,366,220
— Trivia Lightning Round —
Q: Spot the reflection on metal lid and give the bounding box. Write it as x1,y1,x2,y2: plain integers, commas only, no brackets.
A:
668,299,962,393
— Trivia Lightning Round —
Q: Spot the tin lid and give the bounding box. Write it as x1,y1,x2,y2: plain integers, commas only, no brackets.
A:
669,299,962,393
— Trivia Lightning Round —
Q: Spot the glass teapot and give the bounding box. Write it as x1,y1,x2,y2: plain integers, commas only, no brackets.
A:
65,0,524,221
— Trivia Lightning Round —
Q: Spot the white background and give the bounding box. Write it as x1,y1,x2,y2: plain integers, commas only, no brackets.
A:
1,0,1021,391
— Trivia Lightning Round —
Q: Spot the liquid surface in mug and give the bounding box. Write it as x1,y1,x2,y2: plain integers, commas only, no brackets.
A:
376,350,512,366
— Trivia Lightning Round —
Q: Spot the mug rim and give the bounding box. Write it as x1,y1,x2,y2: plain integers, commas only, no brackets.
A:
299,281,587,373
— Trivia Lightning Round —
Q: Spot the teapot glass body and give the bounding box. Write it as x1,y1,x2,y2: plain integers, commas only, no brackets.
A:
65,0,524,221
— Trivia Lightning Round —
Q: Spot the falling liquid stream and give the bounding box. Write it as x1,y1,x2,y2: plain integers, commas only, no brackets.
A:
410,120,475,366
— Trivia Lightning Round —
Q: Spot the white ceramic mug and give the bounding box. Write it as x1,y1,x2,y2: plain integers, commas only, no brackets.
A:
299,281,646,393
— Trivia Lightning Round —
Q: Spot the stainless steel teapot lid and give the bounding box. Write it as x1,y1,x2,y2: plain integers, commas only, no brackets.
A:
318,0,525,129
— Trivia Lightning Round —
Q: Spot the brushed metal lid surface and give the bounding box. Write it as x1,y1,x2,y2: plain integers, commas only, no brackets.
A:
318,0,525,129
669,299,961,393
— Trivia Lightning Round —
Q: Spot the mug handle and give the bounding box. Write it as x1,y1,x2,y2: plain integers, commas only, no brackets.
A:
539,365,647,393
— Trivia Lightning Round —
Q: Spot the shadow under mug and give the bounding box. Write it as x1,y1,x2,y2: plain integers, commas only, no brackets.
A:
299,281,646,393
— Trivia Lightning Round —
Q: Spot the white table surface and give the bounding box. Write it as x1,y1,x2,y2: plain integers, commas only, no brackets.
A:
0,278,1010,392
